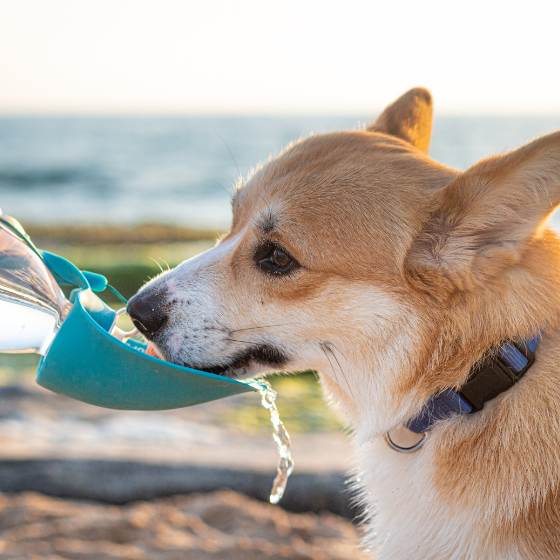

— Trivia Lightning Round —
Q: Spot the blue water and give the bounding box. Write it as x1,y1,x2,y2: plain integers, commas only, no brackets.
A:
1,115,560,228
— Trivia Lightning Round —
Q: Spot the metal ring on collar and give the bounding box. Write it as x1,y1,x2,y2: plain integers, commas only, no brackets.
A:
384,426,427,453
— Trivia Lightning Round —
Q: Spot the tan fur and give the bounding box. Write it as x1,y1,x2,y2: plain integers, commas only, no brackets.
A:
142,88,560,558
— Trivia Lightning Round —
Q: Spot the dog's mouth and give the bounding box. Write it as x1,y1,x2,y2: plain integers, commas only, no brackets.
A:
181,344,288,378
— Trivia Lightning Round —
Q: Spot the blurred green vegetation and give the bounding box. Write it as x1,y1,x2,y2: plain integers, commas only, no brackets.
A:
224,372,342,433
3,225,342,433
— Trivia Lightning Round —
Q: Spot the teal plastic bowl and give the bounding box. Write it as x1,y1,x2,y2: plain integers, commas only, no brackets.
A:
35,251,255,410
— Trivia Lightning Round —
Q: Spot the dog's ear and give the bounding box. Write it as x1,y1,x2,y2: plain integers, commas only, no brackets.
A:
406,131,560,295
368,87,433,153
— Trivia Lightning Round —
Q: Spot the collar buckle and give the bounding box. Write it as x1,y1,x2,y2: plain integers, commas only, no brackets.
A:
460,340,537,411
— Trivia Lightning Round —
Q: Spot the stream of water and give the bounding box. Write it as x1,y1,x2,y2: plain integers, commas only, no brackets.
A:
248,378,295,504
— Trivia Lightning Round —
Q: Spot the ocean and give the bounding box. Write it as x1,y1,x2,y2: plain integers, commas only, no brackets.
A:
1,115,560,229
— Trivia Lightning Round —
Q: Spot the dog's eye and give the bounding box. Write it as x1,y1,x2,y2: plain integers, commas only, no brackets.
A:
254,242,298,275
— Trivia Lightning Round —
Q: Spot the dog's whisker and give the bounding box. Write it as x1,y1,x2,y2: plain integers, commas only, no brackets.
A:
230,323,292,334
225,337,258,345
330,342,348,362
321,343,337,377
321,341,355,402
326,346,349,395
149,257,165,274
330,345,355,402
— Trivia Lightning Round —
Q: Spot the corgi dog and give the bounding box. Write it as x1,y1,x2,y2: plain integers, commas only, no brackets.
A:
128,88,560,559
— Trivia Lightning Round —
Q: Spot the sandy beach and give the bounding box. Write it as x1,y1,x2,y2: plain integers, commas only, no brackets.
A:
0,491,368,560
0,380,363,559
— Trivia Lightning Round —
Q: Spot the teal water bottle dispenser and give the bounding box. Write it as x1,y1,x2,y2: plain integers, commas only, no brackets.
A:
0,213,256,410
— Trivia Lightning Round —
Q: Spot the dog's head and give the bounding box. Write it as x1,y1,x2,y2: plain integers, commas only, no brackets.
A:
129,88,560,429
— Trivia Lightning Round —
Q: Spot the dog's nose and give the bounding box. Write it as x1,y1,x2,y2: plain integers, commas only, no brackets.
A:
127,290,167,339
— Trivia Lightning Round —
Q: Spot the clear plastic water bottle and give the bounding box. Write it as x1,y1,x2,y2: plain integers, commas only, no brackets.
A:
0,214,71,355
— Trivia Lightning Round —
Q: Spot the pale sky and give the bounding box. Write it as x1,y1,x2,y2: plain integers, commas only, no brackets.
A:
1,0,559,115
